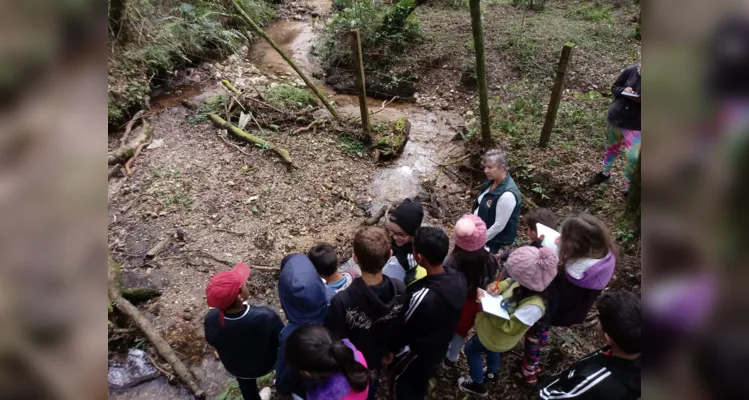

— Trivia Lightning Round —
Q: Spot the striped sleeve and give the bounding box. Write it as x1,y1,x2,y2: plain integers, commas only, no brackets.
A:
405,287,429,322
539,367,611,399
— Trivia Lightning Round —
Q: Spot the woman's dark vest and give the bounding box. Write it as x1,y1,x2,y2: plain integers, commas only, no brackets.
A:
471,175,522,248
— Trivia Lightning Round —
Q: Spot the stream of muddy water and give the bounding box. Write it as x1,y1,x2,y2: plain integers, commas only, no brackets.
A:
110,0,464,398
246,0,464,215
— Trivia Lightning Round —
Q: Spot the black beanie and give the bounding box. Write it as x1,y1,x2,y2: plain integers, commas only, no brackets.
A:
389,198,424,236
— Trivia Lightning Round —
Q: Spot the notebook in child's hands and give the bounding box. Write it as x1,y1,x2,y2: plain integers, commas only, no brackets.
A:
536,223,560,257
478,289,510,320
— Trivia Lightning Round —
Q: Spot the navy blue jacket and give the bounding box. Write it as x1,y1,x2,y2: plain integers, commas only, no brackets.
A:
275,254,333,397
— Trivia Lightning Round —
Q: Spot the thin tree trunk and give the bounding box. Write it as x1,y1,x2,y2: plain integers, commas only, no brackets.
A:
232,0,341,121
469,0,492,148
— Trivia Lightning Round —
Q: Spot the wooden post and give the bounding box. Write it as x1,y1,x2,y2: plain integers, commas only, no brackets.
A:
232,0,341,121
349,30,371,133
469,0,492,148
539,42,574,148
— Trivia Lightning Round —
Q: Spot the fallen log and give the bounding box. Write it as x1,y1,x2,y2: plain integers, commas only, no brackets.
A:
208,113,293,166
108,255,204,398
109,123,154,166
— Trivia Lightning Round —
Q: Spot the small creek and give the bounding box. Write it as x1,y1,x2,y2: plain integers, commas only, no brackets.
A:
110,0,463,398
246,0,463,214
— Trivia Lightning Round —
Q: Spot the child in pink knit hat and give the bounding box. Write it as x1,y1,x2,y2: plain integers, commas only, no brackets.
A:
443,214,499,367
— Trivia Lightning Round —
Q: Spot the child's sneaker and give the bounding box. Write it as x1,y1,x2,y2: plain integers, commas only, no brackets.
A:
458,377,488,397
483,367,499,383
442,357,457,368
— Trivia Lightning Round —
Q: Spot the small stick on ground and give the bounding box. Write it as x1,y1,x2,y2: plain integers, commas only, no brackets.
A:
146,237,172,259
246,96,287,114
437,153,471,167
292,119,324,135
120,110,145,147
370,96,398,115
124,141,150,176
217,129,253,157
147,352,176,381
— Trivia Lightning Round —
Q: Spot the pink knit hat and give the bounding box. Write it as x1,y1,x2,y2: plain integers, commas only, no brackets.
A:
506,246,559,292
454,214,487,252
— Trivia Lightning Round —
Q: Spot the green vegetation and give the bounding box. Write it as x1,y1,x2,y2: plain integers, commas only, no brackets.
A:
570,2,613,22
108,0,277,128
318,0,421,93
187,95,228,124
337,134,367,155
264,84,318,109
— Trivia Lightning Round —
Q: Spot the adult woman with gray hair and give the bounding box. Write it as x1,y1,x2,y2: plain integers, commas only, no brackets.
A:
471,149,523,254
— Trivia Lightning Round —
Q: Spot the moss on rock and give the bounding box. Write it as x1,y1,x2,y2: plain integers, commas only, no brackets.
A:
373,116,410,161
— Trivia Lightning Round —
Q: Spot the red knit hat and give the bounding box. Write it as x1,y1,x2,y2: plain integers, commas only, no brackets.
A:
206,263,250,326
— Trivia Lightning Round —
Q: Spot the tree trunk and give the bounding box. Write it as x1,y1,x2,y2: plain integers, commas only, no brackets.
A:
108,255,204,398
232,0,341,121
469,0,492,148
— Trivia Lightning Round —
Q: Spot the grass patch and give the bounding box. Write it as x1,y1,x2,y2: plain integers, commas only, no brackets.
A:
187,95,228,124
108,0,276,128
569,2,614,22
337,134,367,155
265,84,318,109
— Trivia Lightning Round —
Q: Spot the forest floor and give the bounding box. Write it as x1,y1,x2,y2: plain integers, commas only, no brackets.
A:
107,0,641,399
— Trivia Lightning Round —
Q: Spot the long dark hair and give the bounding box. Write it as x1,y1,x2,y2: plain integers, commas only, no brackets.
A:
505,285,547,309
284,325,369,392
451,246,495,292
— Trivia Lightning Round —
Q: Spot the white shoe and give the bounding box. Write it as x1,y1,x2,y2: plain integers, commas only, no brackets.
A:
259,387,272,400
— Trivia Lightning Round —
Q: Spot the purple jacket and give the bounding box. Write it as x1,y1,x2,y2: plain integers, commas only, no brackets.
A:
306,339,369,400
546,253,616,327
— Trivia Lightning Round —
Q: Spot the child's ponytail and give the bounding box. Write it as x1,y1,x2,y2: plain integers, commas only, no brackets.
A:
284,324,370,393
329,340,370,392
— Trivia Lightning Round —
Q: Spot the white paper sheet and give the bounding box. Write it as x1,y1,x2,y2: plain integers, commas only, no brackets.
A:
537,222,561,257
479,288,510,320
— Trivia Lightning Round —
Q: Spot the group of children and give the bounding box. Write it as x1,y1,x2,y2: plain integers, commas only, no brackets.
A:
203,199,641,400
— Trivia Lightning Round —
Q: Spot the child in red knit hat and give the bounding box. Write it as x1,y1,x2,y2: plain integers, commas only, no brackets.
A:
204,263,284,400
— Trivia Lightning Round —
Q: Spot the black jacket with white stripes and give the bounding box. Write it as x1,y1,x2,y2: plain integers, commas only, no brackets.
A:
398,266,467,357
539,346,641,400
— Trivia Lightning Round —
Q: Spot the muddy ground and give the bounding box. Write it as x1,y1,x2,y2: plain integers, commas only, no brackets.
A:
108,0,641,399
